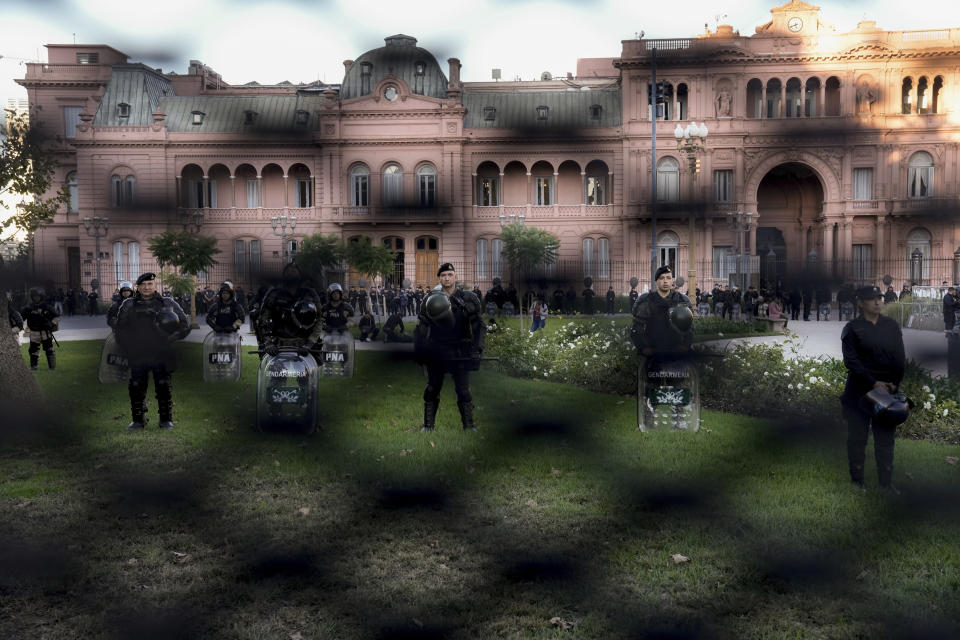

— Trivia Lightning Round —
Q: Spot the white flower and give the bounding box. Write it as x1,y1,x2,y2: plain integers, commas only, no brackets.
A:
809,376,817,383
533,365,537,371
923,401,932,410
718,332,724,337
788,383,794,389
943,409,949,417
797,383,805,390
763,371,769,376
922,385,931,392
929,394,936,402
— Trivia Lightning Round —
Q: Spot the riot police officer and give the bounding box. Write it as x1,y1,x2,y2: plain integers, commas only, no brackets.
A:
841,285,906,492
21,287,60,370
107,281,134,331
115,273,191,429
606,286,616,315
257,263,323,356
414,263,486,431
206,281,246,333
319,283,355,334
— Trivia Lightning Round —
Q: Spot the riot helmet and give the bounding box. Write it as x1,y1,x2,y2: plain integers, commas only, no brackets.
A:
292,300,318,329
29,286,45,303
119,281,133,298
327,283,343,302
424,290,454,327
218,280,235,301
669,304,693,333
155,309,182,335
859,388,911,429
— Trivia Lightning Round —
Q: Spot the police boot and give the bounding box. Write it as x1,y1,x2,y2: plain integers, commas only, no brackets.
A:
421,400,438,432
158,400,174,430
29,353,39,370
127,401,146,430
46,351,56,370
458,400,477,431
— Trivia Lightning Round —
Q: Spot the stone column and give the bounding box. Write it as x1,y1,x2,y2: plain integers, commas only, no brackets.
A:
704,218,714,283
823,221,834,274
229,175,236,209
202,176,209,208
257,174,263,209
283,174,289,208
762,83,768,119
779,82,786,118
175,176,182,208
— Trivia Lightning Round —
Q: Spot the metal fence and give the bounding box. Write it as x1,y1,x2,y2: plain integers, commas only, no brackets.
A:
8,256,960,298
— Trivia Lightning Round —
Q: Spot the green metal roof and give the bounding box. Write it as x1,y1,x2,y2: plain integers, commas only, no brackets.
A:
462,89,621,130
94,65,174,126
341,35,448,100
157,94,327,133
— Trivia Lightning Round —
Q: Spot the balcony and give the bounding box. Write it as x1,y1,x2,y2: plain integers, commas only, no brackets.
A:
892,197,958,214
473,204,614,220
178,207,318,223
333,206,450,224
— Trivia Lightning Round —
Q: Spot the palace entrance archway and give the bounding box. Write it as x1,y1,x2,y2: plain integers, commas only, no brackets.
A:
756,162,825,284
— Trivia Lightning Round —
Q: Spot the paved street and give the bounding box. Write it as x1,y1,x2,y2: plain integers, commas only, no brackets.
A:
24,312,952,375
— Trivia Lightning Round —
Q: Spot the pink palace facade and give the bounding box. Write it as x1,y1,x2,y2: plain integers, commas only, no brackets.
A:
17,1,960,294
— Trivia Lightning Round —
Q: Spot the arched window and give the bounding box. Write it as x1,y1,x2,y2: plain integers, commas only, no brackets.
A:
746,79,763,119
476,163,500,206
350,164,369,207
383,164,403,206
598,237,610,279
766,79,782,118
66,171,78,213
582,237,595,278
932,76,944,114
902,77,914,114
804,78,820,117
906,227,932,282
111,173,135,207
785,78,802,117
112,240,139,284
417,165,436,207
657,231,679,273
656,157,679,201
585,161,608,205
234,238,261,284
824,77,841,116
908,151,933,199
917,77,930,115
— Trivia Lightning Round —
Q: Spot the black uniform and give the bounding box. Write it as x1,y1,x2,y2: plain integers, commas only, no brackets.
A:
107,292,133,332
415,288,486,430
382,312,410,342
605,288,616,314
943,290,958,330
258,285,324,351
8,304,24,331
115,290,190,428
840,312,905,488
582,287,596,315
22,290,60,370
206,292,245,332
358,313,379,341
630,290,693,356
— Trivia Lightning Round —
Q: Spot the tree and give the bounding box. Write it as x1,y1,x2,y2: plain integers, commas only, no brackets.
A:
343,237,396,317
294,233,345,289
501,223,560,324
0,109,70,235
147,231,221,327
0,109,70,412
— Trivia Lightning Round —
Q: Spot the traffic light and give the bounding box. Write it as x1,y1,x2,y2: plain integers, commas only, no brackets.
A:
650,82,666,105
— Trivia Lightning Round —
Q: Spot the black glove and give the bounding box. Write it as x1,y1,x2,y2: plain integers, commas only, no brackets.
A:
265,344,279,357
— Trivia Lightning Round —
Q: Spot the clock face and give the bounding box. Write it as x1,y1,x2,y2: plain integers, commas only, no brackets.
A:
788,17,803,32
384,86,398,101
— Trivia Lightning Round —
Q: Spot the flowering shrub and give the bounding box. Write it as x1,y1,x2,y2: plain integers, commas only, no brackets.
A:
487,323,960,443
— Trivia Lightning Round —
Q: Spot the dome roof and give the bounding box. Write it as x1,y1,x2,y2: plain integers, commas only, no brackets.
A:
341,35,448,100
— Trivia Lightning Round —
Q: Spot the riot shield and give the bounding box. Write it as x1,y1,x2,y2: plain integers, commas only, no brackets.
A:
819,303,831,321
715,302,724,318
98,333,130,384
256,349,319,434
203,331,242,382
697,302,710,317
637,355,701,432
841,302,854,322
731,303,742,322
320,330,355,377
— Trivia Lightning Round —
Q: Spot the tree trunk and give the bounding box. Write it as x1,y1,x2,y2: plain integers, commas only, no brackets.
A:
0,296,43,408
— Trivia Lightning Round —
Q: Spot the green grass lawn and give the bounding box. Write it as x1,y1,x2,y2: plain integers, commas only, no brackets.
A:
2,341,958,639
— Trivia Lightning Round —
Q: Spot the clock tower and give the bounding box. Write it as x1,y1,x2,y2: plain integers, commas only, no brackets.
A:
755,0,833,36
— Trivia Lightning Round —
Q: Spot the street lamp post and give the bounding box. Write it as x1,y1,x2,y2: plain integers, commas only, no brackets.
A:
180,208,204,233
499,212,525,329
726,210,754,291
82,216,109,295
271,215,297,263
674,122,708,301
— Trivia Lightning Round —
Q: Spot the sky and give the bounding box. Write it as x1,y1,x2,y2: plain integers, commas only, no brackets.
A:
3,0,960,103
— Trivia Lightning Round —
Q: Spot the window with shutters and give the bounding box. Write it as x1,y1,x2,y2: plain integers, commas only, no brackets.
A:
111,174,135,207
417,165,436,207
657,158,680,201
852,244,873,282
350,164,369,207
853,168,873,201
383,164,403,206
714,170,733,202
535,176,553,205
295,179,311,208
246,179,260,208
907,152,933,199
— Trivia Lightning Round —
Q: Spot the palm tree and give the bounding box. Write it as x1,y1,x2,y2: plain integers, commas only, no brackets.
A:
148,231,221,328
344,237,396,319
501,223,560,327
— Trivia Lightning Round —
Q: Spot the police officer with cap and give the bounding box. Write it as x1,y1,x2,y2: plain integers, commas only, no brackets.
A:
841,285,906,492
631,265,693,357
206,281,245,333
414,262,486,431
115,273,191,430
